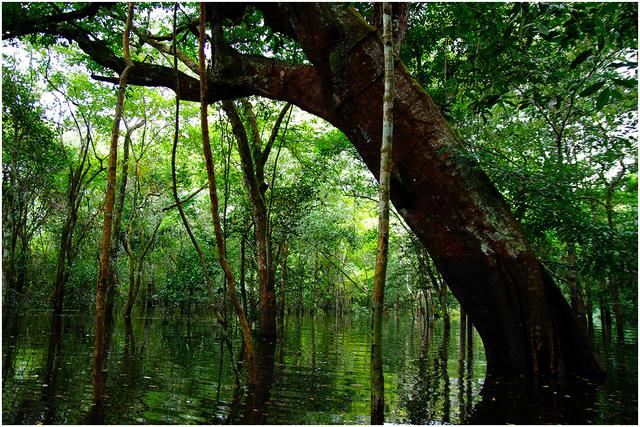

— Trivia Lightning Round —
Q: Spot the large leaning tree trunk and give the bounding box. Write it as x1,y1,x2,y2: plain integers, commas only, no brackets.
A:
4,3,603,380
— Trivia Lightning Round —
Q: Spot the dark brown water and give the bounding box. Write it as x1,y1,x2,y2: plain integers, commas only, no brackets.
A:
2,312,636,424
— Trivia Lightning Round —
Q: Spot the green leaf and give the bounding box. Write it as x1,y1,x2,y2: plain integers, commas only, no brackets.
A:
609,89,623,100
595,88,610,111
579,81,605,97
570,49,593,69
612,78,637,89
537,23,549,36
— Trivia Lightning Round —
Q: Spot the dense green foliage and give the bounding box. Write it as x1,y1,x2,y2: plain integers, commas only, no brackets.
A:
2,2,636,342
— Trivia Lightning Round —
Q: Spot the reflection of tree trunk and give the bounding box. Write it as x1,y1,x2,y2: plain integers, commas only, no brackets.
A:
241,340,276,424
458,311,466,422
466,320,473,417
42,315,63,424
469,375,595,424
88,315,115,422
2,315,20,381
459,309,467,359
440,323,451,423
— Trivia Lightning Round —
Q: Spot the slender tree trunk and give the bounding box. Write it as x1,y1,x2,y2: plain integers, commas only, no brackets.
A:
167,3,237,362
240,234,249,316
279,241,289,319
92,2,135,403
459,309,467,360
199,4,255,384
440,278,450,329
221,99,277,339
16,231,28,296
52,216,73,316
610,276,624,343
371,4,393,423
598,278,611,344
146,261,154,311
122,233,135,319
106,123,138,319
567,242,586,325
441,324,451,422
585,279,594,337
249,254,256,319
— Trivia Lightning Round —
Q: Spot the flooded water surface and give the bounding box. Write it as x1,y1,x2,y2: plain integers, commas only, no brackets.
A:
2,312,637,424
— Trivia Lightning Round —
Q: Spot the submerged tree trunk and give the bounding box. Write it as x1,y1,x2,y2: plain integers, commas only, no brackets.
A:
93,2,135,403
371,4,393,423
199,5,255,384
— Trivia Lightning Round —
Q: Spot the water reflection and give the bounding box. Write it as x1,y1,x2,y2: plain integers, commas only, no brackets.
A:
2,312,636,424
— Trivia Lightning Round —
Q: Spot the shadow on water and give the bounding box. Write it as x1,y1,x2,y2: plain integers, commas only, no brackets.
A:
2,312,637,424
469,374,599,424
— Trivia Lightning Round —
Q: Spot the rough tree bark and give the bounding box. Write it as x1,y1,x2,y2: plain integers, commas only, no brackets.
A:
7,3,604,380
